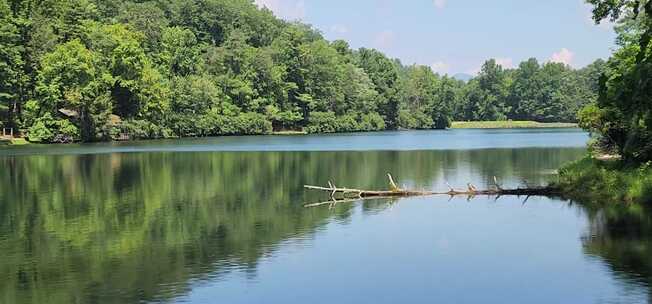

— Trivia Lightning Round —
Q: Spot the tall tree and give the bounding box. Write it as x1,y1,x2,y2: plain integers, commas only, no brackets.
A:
460,59,511,121
0,0,24,127
356,48,400,129
580,0,652,161
30,40,109,141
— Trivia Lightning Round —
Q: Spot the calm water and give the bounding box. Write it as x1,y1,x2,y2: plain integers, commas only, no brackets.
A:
1,129,651,304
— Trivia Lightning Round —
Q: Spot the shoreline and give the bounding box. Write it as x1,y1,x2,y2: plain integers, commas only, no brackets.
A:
450,121,577,129
1,121,579,146
555,156,652,205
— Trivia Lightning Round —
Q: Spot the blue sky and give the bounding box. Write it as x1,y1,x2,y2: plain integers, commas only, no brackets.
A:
254,0,616,75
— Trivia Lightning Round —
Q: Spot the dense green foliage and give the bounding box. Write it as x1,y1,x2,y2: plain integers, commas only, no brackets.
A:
455,58,605,123
579,0,652,162
558,157,652,204
0,0,602,142
553,1,652,207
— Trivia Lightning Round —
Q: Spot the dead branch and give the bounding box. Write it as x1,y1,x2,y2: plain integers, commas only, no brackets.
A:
303,173,560,208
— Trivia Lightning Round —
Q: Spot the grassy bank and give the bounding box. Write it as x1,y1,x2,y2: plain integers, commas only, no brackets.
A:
451,121,577,129
0,138,29,146
272,130,308,135
556,156,652,204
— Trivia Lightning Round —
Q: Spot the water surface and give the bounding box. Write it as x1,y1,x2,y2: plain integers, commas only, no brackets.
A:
1,129,651,304
0,128,587,156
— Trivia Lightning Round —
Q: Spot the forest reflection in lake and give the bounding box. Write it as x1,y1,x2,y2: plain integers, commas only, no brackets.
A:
0,130,650,303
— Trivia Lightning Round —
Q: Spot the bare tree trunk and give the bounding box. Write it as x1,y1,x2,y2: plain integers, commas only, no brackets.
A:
304,174,559,208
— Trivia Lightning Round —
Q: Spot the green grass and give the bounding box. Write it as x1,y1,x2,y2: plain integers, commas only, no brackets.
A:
272,130,308,135
10,138,29,145
0,137,29,146
555,156,652,204
451,121,577,129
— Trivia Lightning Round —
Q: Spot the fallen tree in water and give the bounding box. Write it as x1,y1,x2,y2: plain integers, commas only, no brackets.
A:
304,174,560,208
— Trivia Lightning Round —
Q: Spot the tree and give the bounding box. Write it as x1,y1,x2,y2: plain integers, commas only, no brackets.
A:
84,23,148,119
508,58,541,120
459,59,511,121
432,76,459,128
356,48,400,129
580,0,652,161
341,64,379,115
159,26,202,76
31,39,109,141
0,0,25,127
168,74,223,137
399,65,439,129
116,1,169,53
269,24,311,126
300,40,345,114
534,62,569,122
0,0,612,142
477,59,511,120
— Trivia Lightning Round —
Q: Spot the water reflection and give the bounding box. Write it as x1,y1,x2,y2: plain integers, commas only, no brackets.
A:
0,147,650,303
582,203,652,303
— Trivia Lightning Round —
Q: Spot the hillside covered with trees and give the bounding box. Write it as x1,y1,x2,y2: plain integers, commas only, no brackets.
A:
0,0,604,143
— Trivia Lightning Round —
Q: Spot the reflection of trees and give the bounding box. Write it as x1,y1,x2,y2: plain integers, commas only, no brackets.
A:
582,204,652,302
0,148,585,303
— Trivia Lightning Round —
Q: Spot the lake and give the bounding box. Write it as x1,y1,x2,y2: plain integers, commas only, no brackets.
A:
1,128,650,304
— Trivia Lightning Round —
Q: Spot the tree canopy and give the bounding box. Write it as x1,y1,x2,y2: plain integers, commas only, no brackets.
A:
0,0,603,142
580,0,652,162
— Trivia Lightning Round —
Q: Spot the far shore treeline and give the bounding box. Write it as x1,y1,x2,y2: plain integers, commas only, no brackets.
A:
0,0,603,143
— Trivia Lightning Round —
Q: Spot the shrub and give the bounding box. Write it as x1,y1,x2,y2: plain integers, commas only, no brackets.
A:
234,112,272,135
27,114,79,143
27,120,54,143
359,113,386,131
306,112,338,133
51,119,79,143
399,110,434,129
399,110,418,129
56,119,80,138
335,113,359,132
195,112,272,136
557,157,652,204
122,120,170,139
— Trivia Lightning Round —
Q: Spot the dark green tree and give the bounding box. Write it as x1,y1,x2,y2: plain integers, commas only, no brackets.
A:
580,0,652,161
356,48,400,129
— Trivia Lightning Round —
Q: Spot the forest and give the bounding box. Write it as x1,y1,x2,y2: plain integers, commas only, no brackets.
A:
0,0,604,143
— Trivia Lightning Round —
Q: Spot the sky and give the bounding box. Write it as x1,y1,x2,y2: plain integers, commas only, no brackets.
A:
254,0,617,75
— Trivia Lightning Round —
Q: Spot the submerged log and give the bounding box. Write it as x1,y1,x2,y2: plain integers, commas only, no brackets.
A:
304,174,559,208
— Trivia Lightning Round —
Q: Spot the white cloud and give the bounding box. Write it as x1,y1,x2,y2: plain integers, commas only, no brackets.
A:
495,57,514,69
374,30,396,49
255,0,305,20
433,0,447,9
330,24,349,35
430,61,450,74
550,48,575,66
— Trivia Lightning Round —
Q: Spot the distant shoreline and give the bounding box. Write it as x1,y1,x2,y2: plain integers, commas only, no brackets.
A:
271,121,578,135
1,122,580,146
450,121,577,129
